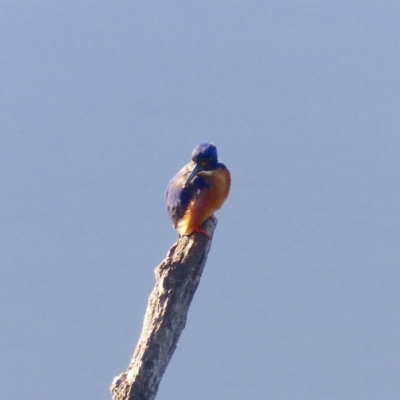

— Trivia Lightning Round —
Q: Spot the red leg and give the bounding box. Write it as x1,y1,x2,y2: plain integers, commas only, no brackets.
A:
192,226,210,237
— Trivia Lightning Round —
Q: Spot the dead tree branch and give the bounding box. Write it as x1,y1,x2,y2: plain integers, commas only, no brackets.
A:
110,217,217,400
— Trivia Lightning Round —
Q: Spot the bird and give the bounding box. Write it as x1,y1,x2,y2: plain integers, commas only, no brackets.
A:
165,143,231,237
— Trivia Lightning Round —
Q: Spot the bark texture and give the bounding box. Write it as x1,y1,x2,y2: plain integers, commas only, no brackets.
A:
110,217,217,400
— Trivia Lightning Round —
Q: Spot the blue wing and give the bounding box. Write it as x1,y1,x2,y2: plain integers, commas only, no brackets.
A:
165,163,208,227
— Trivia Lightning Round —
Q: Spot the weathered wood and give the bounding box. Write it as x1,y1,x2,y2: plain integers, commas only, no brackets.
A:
110,217,217,400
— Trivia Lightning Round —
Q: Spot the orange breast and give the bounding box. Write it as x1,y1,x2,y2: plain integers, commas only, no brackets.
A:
177,167,231,235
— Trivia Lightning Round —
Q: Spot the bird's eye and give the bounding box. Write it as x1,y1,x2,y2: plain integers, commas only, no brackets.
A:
200,160,209,166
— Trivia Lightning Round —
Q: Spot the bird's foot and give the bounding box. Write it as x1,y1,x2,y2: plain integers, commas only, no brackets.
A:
192,226,210,237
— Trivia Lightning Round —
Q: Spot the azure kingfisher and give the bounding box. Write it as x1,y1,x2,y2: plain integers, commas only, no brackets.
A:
165,143,231,237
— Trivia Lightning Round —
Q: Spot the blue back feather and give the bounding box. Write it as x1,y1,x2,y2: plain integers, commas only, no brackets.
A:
165,163,209,227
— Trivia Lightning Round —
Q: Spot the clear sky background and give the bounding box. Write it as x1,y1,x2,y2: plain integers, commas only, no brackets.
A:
1,2,400,399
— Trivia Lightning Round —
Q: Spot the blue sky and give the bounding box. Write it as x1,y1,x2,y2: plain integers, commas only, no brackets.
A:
1,2,400,399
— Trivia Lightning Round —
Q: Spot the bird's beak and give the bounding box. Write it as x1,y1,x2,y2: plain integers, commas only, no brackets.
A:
184,164,205,187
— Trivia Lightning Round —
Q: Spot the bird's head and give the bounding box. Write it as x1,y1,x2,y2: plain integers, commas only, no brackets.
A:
191,143,218,166
185,143,219,186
